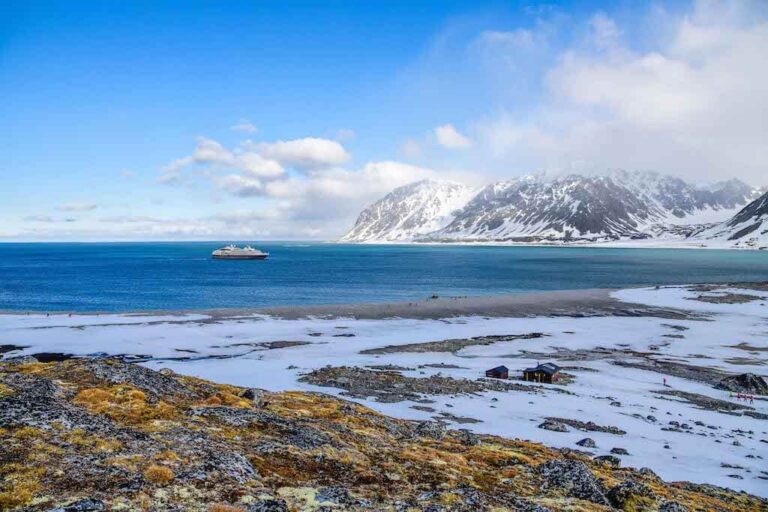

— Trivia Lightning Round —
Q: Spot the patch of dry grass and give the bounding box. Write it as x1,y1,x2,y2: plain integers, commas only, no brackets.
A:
74,385,177,426
143,464,174,485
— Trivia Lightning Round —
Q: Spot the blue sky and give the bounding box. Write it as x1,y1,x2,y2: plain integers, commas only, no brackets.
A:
2,0,766,240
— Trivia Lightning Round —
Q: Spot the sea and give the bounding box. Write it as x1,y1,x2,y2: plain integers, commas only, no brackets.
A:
1,242,767,312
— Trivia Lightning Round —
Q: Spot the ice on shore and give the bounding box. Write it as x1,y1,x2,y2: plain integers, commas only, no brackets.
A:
1,284,767,496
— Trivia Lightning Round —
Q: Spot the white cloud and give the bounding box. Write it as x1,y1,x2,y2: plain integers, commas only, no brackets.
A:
434,124,473,149
261,160,440,222
159,136,350,197
159,136,285,192
120,170,136,178
474,1,768,184
56,202,99,212
254,137,350,170
230,119,257,133
216,174,265,197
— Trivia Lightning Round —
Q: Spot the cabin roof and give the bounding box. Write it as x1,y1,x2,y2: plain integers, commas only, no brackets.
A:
487,365,509,372
524,363,561,375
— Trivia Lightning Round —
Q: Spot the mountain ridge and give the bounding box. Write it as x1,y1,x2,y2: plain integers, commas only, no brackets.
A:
341,171,764,248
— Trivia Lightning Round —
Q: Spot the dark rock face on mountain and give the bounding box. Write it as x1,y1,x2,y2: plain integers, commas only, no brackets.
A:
2,359,765,511
727,190,768,227
699,191,768,248
342,171,759,243
715,373,768,395
433,174,654,241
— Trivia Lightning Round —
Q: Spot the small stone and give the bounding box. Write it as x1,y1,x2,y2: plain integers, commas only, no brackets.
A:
240,388,265,406
415,421,447,440
610,447,630,455
659,502,688,512
316,486,354,505
594,455,621,467
455,428,480,446
576,438,596,448
48,499,105,512
247,498,289,512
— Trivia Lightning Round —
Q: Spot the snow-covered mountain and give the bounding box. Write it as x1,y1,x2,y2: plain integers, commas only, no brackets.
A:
696,190,768,249
341,171,760,244
340,179,477,242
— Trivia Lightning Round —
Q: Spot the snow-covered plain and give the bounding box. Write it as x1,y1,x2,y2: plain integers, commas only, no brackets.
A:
2,286,767,496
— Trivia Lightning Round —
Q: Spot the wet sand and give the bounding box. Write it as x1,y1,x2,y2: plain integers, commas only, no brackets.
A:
190,287,694,321
0,287,699,322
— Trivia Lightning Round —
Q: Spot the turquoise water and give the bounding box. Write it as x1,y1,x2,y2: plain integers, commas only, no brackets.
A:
0,242,767,312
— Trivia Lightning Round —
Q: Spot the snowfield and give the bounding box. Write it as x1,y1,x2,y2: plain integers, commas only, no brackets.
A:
2,285,767,496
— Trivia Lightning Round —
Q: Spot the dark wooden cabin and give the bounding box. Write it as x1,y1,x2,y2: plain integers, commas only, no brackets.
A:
523,363,561,383
485,365,509,379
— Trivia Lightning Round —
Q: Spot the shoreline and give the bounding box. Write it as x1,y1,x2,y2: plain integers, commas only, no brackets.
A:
0,286,696,320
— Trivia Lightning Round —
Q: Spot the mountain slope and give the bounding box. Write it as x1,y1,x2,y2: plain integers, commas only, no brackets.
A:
341,171,757,244
697,191,768,248
340,179,476,242
430,172,755,242
430,174,657,241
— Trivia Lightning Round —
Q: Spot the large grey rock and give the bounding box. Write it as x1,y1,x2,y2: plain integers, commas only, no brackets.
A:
415,420,447,440
715,373,768,395
538,420,568,432
537,460,609,505
594,454,621,467
606,481,654,509
81,359,199,400
0,373,118,434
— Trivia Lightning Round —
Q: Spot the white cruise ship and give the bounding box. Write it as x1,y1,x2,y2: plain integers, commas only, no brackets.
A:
211,244,269,260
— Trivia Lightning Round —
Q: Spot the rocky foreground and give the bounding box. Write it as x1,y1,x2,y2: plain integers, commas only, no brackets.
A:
1,359,766,511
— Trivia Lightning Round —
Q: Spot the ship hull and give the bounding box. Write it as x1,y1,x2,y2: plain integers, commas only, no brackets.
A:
212,254,268,260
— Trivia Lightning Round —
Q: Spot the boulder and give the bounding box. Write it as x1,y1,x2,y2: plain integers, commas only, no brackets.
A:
714,373,768,395
240,388,266,406
610,447,630,455
537,460,609,505
415,420,447,440
594,454,621,467
576,437,596,448
455,428,480,446
606,481,655,510
538,420,568,432
81,359,199,400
